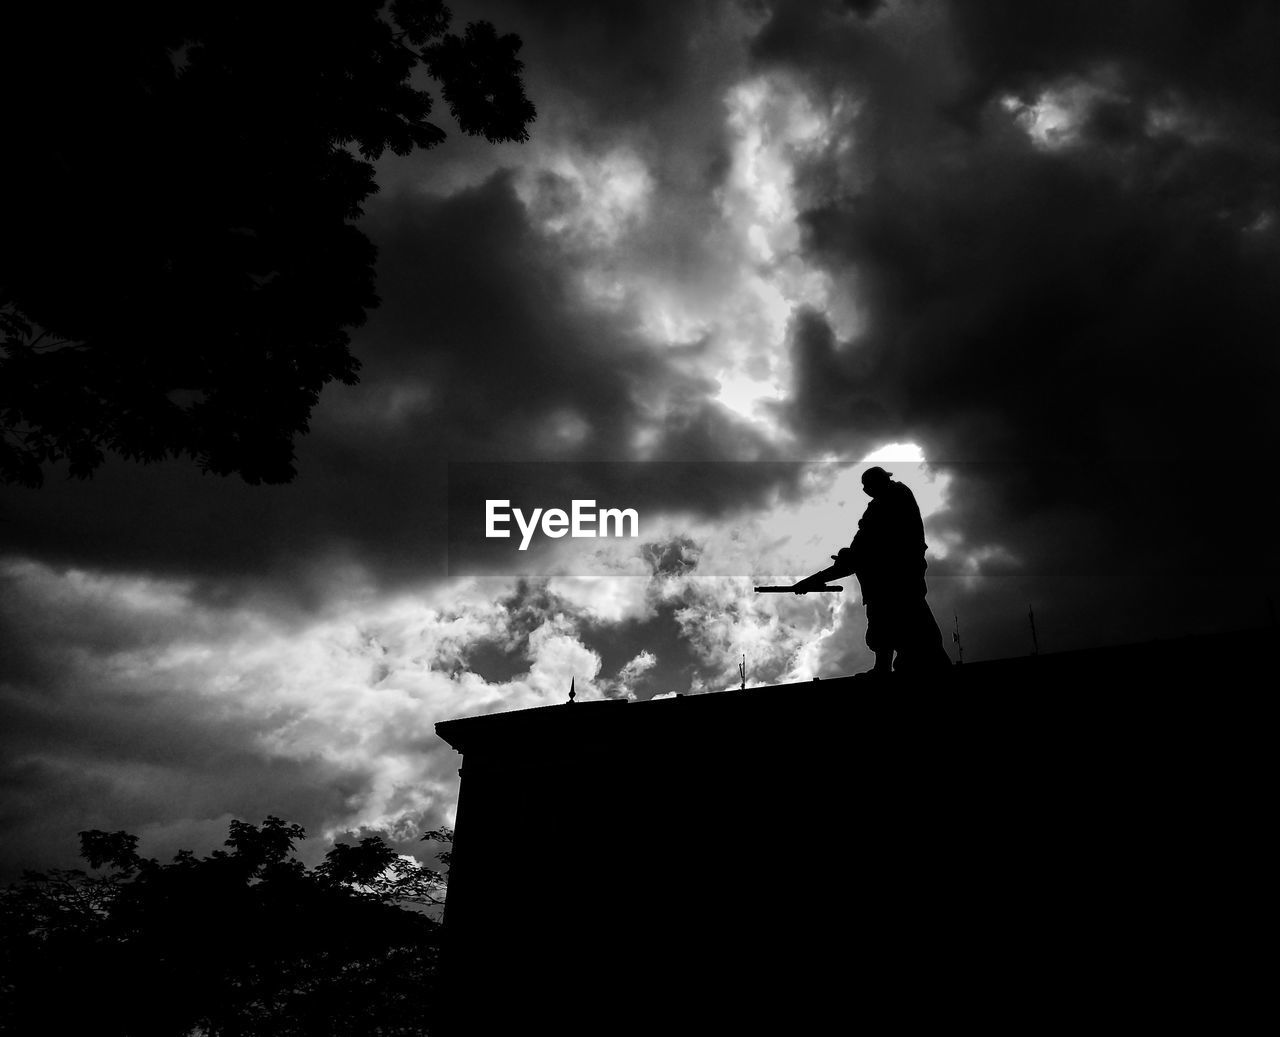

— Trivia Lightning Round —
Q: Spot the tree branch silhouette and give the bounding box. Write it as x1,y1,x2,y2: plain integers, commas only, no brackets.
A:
0,2,535,487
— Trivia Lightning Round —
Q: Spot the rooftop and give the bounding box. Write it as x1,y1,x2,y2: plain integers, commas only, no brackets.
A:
437,624,1276,755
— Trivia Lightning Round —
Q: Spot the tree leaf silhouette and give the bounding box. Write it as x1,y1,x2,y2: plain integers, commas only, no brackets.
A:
0,2,535,486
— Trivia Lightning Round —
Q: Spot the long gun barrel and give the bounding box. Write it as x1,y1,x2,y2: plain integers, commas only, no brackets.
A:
754,585,843,594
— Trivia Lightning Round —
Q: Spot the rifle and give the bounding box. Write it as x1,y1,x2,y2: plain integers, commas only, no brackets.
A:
755,547,856,595
754,583,843,594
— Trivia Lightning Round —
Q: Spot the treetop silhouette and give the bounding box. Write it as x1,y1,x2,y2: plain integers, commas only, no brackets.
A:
0,816,454,1034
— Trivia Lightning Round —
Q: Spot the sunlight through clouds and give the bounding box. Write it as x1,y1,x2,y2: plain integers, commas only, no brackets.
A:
0,559,622,849
706,74,848,425
510,70,861,442
507,445,956,690
861,441,951,537
515,145,653,248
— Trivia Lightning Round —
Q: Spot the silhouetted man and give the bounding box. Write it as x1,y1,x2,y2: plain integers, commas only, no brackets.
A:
847,467,950,677
757,466,951,675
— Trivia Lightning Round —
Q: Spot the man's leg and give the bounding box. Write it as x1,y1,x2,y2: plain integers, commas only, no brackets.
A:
864,601,897,674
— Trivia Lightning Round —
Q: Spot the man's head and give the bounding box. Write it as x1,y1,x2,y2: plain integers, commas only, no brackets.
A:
861,466,892,497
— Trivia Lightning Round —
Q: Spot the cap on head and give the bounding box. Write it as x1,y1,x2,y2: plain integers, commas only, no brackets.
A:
862,466,893,488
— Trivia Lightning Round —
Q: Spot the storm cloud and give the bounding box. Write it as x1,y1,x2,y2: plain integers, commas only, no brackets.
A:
3,0,1277,876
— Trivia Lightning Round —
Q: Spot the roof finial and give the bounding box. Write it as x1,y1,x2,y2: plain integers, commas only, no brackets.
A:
568,676,576,704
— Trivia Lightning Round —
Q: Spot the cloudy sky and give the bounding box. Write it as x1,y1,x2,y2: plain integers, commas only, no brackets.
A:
3,0,1278,877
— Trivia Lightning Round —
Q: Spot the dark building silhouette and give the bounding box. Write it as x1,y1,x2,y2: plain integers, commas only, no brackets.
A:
436,628,1271,1034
